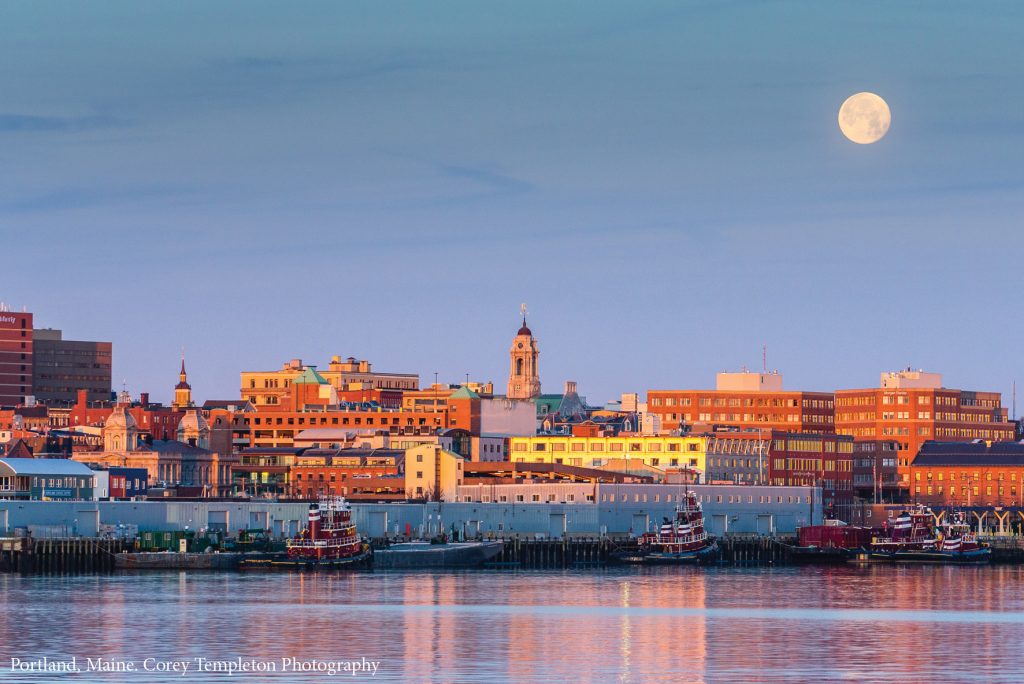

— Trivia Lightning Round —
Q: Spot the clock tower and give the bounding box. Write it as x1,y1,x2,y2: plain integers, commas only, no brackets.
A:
507,305,540,400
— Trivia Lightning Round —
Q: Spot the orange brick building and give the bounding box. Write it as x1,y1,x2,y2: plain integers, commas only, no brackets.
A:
835,370,1013,488
240,356,418,408
909,441,1024,508
0,310,32,406
647,372,834,433
243,408,446,448
289,448,406,501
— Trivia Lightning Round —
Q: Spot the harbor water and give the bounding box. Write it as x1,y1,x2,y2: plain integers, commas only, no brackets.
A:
2,566,1023,682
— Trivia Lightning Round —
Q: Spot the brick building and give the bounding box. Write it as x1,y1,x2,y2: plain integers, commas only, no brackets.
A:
67,390,185,441
767,432,855,518
851,439,901,503
243,407,445,448
289,448,405,501
240,356,418,408
647,371,834,434
909,441,1024,508
0,310,32,406
835,370,1014,488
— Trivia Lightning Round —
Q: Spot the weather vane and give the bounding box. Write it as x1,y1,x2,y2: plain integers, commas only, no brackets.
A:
520,302,528,322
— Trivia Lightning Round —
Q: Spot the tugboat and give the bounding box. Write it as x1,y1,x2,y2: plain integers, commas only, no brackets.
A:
857,506,990,564
240,498,371,570
611,491,718,564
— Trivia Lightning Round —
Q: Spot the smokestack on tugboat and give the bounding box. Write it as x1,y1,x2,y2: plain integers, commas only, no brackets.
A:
307,503,322,543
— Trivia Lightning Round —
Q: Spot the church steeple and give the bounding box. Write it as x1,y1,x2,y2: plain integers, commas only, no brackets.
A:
507,304,541,400
173,354,193,409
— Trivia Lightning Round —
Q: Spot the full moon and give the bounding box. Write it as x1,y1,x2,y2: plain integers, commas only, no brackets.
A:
838,92,891,144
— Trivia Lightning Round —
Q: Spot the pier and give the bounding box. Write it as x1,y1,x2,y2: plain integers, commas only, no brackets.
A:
489,535,793,568
7,532,1024,574
0,537,129,574
490,537,614,568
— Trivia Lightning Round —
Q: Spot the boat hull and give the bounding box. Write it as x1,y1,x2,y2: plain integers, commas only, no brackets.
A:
783,545,857,564
611,540,719,565
238,549,372,571
374,541,505,569
853,547,991,564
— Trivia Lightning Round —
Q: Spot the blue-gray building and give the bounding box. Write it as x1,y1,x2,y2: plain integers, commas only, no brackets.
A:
0,458,96,501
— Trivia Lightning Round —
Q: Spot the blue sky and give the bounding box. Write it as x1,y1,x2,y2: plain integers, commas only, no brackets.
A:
1,2,1021,408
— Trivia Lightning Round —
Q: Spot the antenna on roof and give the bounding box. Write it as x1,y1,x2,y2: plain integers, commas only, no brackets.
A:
762,345,767,373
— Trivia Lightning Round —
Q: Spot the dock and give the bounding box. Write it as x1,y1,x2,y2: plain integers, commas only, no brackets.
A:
1,537,130,574
115,552,244,570
6,534,1023,574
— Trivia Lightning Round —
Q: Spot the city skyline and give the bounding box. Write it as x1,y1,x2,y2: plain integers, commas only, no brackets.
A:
7,299,1019,415
1,2,1021,405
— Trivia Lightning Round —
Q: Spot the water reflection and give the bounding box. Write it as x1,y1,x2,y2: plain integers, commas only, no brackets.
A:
1,566,1022,682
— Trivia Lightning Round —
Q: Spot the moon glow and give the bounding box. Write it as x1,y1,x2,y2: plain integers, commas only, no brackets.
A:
838,92,891,144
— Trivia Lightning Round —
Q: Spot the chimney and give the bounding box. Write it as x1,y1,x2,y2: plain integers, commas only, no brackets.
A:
565,381,577,394
140,392,150,407
76,389,88,407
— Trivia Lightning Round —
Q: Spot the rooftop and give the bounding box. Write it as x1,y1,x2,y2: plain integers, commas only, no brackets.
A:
0,458,97,476
914,441,1024,467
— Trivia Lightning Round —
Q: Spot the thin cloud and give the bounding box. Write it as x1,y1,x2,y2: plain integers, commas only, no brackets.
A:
439,163,535,195
0,113,128,133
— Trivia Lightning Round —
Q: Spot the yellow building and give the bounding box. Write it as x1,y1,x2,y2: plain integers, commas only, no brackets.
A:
509,435,708,476
405,444,464,501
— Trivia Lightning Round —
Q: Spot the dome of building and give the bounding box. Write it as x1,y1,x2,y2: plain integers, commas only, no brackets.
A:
517,324,532,336
105,406,137,430
177,410,210,434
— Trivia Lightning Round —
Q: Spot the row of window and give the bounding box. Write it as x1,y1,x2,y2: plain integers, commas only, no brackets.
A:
651,396,834,409
916,470,1024,482
658,413,833,424
248,415,435,427
514,457,700,468
514,441,701,453
916,485,1013,498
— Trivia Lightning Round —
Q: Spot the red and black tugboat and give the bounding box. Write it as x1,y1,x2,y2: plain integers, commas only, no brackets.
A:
611,491,718,564
240,497,371,570
858,506,990,564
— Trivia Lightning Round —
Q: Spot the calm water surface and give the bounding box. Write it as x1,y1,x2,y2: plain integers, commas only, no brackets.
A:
2,565,1024,683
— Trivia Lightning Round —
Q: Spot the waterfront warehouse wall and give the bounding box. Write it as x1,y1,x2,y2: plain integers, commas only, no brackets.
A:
0,484,820,538
594,484,820,536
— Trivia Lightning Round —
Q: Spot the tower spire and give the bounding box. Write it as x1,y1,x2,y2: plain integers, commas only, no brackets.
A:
174,351,193,409
508,307,541,400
